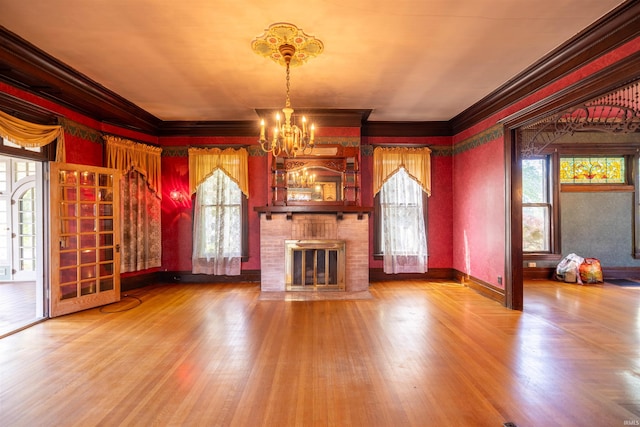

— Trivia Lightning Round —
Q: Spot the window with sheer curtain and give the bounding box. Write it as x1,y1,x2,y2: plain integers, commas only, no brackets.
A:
373,146,431,274
379,168,428,273
192,169,243,275
188,147,248,276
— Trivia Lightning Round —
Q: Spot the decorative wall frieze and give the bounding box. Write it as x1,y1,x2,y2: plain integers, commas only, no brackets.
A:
58,117,103,144
361,144,452,157
453,125,504,156
161,146,189,157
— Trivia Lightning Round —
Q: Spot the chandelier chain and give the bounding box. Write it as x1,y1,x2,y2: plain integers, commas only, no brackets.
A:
285,62,291,109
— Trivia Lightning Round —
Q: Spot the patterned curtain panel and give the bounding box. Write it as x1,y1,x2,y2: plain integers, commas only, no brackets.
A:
379,168,428,274
120,170,162,272
104,135,162,273
192,169,242,276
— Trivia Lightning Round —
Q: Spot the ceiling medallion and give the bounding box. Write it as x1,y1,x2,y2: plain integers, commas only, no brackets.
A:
252,23,324,158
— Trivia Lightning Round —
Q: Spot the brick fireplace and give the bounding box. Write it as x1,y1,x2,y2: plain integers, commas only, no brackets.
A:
258,211,370,292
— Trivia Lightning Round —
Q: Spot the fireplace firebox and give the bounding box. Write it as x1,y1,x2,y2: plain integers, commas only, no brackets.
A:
285,240,345,290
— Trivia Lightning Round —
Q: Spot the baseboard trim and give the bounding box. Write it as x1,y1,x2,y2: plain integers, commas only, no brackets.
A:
121,272,159,292
600,266,640,280
156,270,261,284
524,267,555,280
368,268,454,282
523,266,640,280
453,270,506,305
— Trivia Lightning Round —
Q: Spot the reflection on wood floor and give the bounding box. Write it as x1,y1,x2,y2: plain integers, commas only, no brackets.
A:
1,279,640,426
0,281,38,337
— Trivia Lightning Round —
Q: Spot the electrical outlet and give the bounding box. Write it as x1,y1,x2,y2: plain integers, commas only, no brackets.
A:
528,262,537,268
497,276,502,285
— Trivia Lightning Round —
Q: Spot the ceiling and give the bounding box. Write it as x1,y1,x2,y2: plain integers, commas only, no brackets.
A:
0,0,627,123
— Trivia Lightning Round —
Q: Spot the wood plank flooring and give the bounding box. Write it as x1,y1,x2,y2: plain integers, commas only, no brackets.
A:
0,281,39,337
1,280,640,426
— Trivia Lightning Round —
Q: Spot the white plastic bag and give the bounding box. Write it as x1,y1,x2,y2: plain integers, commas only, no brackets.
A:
555,253,584,284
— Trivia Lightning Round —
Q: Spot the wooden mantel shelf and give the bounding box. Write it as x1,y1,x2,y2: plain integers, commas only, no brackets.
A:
254,205,373,220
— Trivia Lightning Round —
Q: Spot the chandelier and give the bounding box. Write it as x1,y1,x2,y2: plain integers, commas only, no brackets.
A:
252,23,324,157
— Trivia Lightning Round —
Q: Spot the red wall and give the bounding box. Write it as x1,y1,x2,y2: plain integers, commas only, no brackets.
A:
362,136,453,271
452,137,504,287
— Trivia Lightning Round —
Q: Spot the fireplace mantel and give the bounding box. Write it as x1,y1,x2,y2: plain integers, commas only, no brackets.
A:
255,205,373,220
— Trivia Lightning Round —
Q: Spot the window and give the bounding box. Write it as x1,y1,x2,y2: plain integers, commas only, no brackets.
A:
192,169,244,275
3,138,41,153
14,160,37,181
560,156,626,184
522,157,551,253
377,168,428,273
372,146,431,273
17,188,35,272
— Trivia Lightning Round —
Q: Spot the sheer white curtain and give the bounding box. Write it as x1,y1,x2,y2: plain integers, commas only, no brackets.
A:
379,167,428,273
192,169,242,275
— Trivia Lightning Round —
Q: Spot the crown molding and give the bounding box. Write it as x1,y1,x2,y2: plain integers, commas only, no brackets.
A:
362,121,452,137
451,0,640,135
158,120,259,137
0,25,161,133
0,90,58,124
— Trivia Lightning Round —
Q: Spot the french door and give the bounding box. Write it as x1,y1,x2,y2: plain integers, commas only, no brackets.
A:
49,162,120,317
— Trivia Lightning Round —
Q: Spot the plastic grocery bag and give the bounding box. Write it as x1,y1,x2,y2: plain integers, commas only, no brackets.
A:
579,258,603,284
555,253,584,284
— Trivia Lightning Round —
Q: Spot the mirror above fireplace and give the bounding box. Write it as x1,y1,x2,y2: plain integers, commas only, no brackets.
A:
270,145,360,206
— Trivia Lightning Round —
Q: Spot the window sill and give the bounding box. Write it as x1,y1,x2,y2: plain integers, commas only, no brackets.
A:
561,184,634,192
523,253,563,261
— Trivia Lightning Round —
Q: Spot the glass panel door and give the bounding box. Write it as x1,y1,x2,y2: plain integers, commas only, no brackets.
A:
50,162,120,317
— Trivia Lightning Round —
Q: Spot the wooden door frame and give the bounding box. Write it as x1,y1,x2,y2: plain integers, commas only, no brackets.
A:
503,52,640,310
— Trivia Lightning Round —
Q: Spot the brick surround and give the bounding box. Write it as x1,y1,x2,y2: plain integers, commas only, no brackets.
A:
259,213,370,292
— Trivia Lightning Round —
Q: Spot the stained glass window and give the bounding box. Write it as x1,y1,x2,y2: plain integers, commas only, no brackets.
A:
559,157,625,184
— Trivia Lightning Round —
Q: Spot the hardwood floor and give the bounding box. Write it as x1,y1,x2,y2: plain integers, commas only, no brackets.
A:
0,281,40,337
1,279,639,426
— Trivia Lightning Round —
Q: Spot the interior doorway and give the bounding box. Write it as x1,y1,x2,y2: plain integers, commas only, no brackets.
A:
0,154,45,337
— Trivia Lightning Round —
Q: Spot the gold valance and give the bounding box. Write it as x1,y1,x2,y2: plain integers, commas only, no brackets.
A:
188,147,249,197
104,135,162,197
0,109,66,161
373,146,432,196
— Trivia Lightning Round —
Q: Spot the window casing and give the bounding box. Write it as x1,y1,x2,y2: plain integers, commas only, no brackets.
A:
522,157,552,253
523,152,638,261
